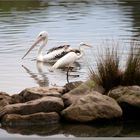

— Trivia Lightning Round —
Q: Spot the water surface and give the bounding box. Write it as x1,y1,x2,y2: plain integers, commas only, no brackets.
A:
1,120,140,137
0,0,140,94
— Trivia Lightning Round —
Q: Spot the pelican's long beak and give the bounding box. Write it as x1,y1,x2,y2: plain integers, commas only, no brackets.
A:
22,37,43,59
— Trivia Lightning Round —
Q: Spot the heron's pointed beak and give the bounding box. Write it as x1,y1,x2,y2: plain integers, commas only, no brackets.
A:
84,44,92,48
22,37,43,59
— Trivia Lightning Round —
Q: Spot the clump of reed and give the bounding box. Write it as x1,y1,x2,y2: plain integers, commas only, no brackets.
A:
121,43,140,86
89,41,140,94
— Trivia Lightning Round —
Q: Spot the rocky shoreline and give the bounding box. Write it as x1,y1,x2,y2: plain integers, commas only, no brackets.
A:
0,80,140,126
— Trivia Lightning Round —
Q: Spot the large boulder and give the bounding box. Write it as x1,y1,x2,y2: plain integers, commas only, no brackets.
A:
1,112,60,126
62,80,96,107
0,96,64,118
12,86,65,103
61,91,122,122
0,92,13,108
108,86,140,119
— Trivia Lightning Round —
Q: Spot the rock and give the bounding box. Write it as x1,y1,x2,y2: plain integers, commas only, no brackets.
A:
108,86,140,119
11,94,23,104
1,112,60,126
64,81,83,92
16,87,64,103
49,86,66,94
61,91,122,122
0,96,64,118
0,92,12,108
62,80,96,107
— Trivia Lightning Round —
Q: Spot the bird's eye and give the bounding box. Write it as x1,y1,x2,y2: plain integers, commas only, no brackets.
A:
40,34,42,37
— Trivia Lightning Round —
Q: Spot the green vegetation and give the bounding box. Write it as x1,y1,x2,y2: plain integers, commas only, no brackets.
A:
89,42,140,94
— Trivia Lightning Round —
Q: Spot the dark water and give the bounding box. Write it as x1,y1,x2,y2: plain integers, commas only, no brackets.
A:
0,0,140,138
1,121,140,138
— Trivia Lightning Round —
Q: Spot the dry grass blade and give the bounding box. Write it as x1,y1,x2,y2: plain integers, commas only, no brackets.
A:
88,41,140,94
122,43,140,86
89,47,121,94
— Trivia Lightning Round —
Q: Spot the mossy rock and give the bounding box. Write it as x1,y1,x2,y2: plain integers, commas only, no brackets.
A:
62,91,122,122
62,80,101,107
64,81,83,92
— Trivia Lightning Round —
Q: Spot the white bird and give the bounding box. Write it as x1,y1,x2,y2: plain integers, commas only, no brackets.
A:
22,31,72,62
50,42,92,72
22,31,92,73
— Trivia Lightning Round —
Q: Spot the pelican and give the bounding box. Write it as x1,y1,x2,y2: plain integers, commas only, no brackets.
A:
22,31,72,62
50,42,92,72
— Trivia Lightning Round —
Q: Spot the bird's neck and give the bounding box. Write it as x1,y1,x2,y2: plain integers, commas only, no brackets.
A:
77,46,84,59
37,39,47,61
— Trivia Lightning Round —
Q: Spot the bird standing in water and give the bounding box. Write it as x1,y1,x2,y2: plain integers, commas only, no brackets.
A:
22,31,92,68
50,42,92,71
22,31,92,83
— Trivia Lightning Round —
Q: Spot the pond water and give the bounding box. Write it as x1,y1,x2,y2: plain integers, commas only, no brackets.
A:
1,120,140,138
0,0,140,94
0,0,140,138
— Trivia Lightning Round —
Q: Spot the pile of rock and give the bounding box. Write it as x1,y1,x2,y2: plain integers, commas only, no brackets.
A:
0,80,140,126
0,87,65,126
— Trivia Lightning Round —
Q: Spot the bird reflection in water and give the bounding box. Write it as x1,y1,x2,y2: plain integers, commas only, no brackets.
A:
49,60,81,83
22,62,49,87
22,60,81,86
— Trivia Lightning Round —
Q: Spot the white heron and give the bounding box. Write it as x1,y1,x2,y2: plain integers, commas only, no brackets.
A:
50,42,92,72
22,31,72,62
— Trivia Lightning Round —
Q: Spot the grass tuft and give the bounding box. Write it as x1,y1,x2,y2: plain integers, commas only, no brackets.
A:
89,41,140,94
122,43,140,86
89,47,122,93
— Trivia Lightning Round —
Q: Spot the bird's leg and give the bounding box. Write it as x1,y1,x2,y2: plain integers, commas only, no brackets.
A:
66,66,80,83
66,66,70,83
68,66,79,77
